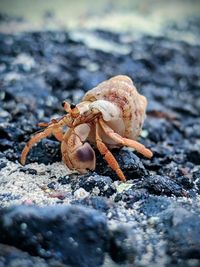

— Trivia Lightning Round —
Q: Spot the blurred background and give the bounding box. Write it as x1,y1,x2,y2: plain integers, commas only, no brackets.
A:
0,0,200,41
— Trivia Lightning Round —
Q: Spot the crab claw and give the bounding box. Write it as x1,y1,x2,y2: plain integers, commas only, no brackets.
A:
75,142,96,172
61,124,96,173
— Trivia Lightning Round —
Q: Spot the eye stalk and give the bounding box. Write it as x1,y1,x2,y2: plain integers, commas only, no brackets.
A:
70,103,76,109
62,101,71,113
70,104,80,118
62,101,80,118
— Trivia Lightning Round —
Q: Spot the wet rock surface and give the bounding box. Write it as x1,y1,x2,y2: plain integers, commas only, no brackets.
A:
0,205,108,267
0,243,67,267
0,17,200,267
165,207,200,260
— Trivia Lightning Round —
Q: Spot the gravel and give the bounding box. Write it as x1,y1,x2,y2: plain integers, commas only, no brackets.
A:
0,15,200,267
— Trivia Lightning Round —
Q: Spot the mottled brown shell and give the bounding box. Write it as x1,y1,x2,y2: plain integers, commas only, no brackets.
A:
83,75,147,140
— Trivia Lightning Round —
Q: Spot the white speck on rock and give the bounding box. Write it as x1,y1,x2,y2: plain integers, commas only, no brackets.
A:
92,186,100,196
74,188,89,199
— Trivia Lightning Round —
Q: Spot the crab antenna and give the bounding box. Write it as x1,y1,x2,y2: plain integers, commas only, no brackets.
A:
70,103,80,118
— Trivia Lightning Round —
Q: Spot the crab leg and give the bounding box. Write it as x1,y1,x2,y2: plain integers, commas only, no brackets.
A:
99,118,153,158
95,121,126,182
20,127,63,165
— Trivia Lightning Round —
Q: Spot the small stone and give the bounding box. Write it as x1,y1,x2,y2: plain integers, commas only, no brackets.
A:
95,148,148,180
71,196,111,213
108,226,136,264
139,196,171,217
115,189,149,207
0,162,7,169
165,207,200,260
116,183,133,193
71,174,116,197
0,243,56,267
147,216,160,225
57,175,70,185
74,188,90,199
47,181,56,189
19,168,37,175
142,175,184,197
186,147,200,165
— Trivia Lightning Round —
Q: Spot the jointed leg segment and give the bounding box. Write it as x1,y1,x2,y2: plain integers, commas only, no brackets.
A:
95,121,126,182
20,125,63,165
99,118,153,158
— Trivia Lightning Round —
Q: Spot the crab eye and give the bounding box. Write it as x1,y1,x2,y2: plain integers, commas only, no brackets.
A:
70,104,80,118
70,103,76,109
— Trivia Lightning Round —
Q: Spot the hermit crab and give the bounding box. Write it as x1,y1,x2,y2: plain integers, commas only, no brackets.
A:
21,75,153,181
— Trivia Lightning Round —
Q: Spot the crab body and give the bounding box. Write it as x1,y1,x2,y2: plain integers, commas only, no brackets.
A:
21,75,152,181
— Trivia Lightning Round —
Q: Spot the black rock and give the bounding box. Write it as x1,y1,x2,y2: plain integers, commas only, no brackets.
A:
22,139,61,165
165,207,200,260
193,170,200,194
186,146,200,165
19,167,37,175
0,244,64,267
139,195,171,217
176,175,194,190
146,117,174,143
0,162,7,169
143,175,184,197
0,205,108,267
95,148,148,180
71,196,112,213
0,123,23,151
115,188,149,208
108,226,136,264
57,175,71,185
47,181,57,189
71,173,116,197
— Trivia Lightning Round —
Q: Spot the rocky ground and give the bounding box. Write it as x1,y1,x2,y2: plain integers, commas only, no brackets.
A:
0,15,200,267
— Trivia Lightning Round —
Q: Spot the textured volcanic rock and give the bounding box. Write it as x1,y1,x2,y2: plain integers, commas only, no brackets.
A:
142,174,185,197
0,244,66,267
165,207,200,260
95,148,148,180
0,205,108,267
0,16,200,267
114,188,149,208
108,225,136,264
71,173,117,197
